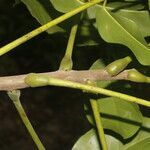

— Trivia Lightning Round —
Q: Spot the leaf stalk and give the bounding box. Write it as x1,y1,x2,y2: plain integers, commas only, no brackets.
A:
25,74,150,107
7,90,45,150
90,99,108,150
0,0,102,56
59,24,78,70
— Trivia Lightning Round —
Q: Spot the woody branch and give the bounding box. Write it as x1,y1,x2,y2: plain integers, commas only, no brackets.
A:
0,69,133,91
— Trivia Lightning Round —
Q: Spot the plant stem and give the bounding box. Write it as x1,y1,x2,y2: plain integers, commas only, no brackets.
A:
7,90,45,150
0,0,102,56
25,74,150,107
44,77,150,107
90,99,108,150
59,24,78,70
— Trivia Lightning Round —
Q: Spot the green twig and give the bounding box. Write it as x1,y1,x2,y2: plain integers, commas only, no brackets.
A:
87,81,108,149
90,99,108,150
0,0,102,56
7,90,45,150
25,74,150,107
59,24,78,70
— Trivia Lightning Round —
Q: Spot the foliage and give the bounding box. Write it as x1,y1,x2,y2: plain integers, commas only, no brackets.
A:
73,117,150,150
1,0,149,149
22,0,150,65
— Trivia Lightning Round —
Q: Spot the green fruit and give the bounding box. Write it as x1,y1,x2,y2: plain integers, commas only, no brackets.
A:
25,73,49,87
106,56,132,76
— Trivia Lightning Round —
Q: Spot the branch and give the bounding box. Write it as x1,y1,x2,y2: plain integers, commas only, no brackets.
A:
7,90,45,150
0,69,134,91
59,24,78,70
25,73,150,107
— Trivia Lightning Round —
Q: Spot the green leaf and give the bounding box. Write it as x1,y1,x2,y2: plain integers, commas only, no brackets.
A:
100,97,142,139
21,0,64,34
115,11,150,38
88,2,150,37
122,117,150,150
74,119,150,150
96,7,150,65
85,97,143,139
88,1,150,38
85,60,143,139
105,3,150,38
72,129,123,150
49,0,83,13
87,2,145,20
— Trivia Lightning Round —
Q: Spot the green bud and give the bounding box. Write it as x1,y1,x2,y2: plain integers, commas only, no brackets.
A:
106,56,132,76
25,73,49,87
128,70,148,83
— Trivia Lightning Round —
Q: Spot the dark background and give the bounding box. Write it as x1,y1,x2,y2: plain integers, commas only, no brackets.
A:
0,0,149,150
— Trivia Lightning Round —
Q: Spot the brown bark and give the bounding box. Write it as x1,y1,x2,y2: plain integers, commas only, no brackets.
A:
0,69,133,91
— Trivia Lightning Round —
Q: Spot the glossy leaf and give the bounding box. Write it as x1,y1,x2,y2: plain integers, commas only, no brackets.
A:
112,10,150,38
72,129,123,150
88,2,150,37
87,1,150,54
87,2,145,20
100,97,142,139
122,117,150,150
85,97,143,139
49,0,83,13
96,7,150,65
106,2,150,38
72,118,150,149
21,0,64,34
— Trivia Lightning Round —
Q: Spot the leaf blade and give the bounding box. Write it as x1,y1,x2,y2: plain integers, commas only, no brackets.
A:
72,129,123,150
50,0,83,13
122,117,150,150
96,7,150,65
